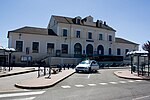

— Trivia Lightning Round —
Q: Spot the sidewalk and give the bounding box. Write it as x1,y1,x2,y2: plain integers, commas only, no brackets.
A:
114,69,150,80
15,69,75,89
0,67,36,77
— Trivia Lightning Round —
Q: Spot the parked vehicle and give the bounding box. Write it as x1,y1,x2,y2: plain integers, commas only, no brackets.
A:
75,60,99,73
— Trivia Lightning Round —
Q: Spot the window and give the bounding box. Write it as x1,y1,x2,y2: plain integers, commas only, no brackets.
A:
63,29,67,37
16,41,23,52
26,47,29,54
125,49,129,55
109,48,112,55
108,35,112,41
77,19,80,24
117,48,121,55
47,43,54,54
62,44,68,54
99,34,103,40
32,42,39,53
76,30,80,38
88,32,92,39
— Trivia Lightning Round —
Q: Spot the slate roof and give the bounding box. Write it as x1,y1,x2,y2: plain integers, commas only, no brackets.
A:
115,37,139,45
8,26,57,37
52,15,116,32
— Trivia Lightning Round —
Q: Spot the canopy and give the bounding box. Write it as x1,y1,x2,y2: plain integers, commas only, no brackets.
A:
127,50,148,56
5,47,16,52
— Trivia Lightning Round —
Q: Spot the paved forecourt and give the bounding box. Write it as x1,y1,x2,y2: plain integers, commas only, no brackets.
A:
15,69,75,89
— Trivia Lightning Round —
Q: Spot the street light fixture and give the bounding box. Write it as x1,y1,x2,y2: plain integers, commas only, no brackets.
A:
5,47,16,71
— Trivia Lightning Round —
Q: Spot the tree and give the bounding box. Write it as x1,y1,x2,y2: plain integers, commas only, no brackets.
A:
142,41,150,57
142,41,150,76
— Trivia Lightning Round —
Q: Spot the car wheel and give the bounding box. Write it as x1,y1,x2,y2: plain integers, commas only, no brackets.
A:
88,67,91,73
76,69,79,73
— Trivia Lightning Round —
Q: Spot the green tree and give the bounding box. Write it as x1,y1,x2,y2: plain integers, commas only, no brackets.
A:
142,41,150,76
142,41,150,56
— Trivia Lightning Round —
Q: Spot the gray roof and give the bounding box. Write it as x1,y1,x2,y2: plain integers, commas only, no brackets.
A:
115,37,139,45
52,15,116,32
8,26,57,38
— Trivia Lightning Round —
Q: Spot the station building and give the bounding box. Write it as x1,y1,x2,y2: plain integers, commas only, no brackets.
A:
7,15,139,65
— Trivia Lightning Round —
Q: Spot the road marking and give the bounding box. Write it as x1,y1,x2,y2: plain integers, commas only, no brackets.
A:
12,97,36,100
75,85,84,88
0,91,45,98
119,81,127,83
61,86,71,89
88,74,91,78
109,82,118,84
132,95,150,100
61,79,143,89
135,80,143,82
128,80,135,83
99,83,108,85
88,84,96,86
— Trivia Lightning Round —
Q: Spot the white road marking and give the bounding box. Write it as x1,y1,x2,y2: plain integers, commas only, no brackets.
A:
0,91,45,98
88,84,96,86
61,86,71,88
12,97,36,100
61,79,143,89
109,82,118,84
75,85,84,88
128,80,135,83
99,83,108,85
135,80,143,82
119,81,127,83
88,74,91,78
132,95,150,100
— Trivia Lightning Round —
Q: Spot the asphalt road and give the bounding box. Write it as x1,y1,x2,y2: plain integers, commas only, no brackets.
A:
35,69,150,100
0,69,150,100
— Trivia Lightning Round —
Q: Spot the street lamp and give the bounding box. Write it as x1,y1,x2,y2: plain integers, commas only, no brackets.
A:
5,47,16,71
130,54,134,74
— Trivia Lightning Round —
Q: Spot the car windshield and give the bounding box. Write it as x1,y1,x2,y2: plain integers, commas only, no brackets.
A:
80,60,90,64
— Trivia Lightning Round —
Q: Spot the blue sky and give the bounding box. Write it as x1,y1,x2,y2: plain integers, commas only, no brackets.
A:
0,0,150,50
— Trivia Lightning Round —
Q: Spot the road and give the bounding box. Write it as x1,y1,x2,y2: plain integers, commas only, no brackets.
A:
0,71,37,93
0,69,150,100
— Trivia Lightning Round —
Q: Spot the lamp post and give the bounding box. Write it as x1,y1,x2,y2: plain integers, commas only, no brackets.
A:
148,54,150,76
5,48,16,71
130,54,133,74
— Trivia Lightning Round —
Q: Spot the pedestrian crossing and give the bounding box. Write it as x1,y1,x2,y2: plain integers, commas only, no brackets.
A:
0,90,45,100
61,80,143,89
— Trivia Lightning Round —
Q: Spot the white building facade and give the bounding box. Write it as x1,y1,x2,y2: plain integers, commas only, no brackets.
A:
7,15,139,65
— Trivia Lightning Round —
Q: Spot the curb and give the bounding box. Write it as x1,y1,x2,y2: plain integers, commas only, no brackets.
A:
0,69,36,78
15,71,75,89
114,71,150,80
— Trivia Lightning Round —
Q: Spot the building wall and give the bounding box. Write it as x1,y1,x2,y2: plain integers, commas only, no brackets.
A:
8,16,139,64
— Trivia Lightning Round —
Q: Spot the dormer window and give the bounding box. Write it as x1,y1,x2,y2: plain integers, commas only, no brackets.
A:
75,16,81,24
77,19,80,24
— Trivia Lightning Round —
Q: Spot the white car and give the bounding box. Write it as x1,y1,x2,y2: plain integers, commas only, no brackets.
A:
75,60,99,73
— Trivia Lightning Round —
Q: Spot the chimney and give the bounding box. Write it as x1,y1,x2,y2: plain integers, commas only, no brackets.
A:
104,21,106,26
96,20,100,27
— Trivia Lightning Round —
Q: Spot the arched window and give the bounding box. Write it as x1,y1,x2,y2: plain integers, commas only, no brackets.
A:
74,43,82,57
97,45,104,55
86,44,93,56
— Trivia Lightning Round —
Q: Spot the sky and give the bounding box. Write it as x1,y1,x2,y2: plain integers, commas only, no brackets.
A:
0,0,150,50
